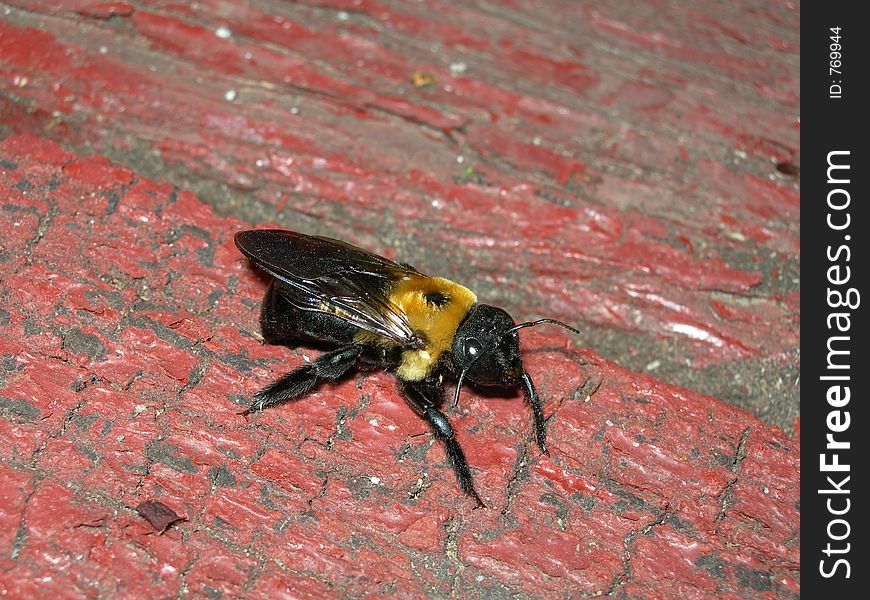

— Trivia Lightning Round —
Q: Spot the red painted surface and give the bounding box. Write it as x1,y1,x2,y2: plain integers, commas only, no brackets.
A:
0,1,800,367
0,136,799,596
1,0,798,597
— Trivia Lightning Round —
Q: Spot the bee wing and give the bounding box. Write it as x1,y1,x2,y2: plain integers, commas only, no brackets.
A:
235,229,422,346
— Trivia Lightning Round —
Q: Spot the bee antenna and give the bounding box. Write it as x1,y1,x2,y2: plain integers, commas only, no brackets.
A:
451,367,470,410
451,349,490,410
508,318,582,337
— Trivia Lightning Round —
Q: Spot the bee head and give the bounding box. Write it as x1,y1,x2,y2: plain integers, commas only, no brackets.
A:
449,307,582,411
451,304,523,387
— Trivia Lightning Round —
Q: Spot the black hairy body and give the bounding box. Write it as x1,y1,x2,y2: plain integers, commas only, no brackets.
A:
236,229,580,506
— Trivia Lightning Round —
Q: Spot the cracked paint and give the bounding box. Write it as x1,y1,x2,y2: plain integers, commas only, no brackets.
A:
1,0,799,594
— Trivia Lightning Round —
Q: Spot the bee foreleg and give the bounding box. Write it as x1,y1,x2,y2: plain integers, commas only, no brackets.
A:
521,371,548,455
402,379,485,508
246,345,362,413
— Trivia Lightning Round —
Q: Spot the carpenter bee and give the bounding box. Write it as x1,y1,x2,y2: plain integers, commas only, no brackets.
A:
235,229,580,507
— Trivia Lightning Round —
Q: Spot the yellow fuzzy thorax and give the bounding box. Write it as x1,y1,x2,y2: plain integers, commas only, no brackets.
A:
355,275,477,381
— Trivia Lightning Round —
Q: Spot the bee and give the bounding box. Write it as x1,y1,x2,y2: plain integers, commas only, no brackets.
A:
235,229,580,507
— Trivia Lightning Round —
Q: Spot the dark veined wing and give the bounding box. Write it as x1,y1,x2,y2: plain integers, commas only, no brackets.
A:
235,229,423,347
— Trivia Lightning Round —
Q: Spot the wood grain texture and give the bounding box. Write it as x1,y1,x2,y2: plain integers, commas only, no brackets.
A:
1,1,799,596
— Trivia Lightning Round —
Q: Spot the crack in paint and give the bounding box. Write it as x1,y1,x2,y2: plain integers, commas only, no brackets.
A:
9,479,37,560
500,443,530,518
303,472,330,517
23,201,58,257
10,384,89,560
607,504,674,596
182,522,339,595
443,515,466,596
715,426,751,524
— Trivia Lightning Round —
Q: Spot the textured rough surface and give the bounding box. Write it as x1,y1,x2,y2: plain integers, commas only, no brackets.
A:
1,1,798,597
0,0,800,429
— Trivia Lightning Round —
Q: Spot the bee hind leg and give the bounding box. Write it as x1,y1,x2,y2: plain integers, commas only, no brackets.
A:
245,345,362,414
402,379,485,508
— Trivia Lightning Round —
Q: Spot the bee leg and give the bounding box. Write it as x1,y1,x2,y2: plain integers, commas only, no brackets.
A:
402,380,485,508
521,371,548,455
245,345,362,413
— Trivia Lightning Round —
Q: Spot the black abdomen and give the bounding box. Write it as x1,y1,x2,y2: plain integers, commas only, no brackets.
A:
260,280,358,346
